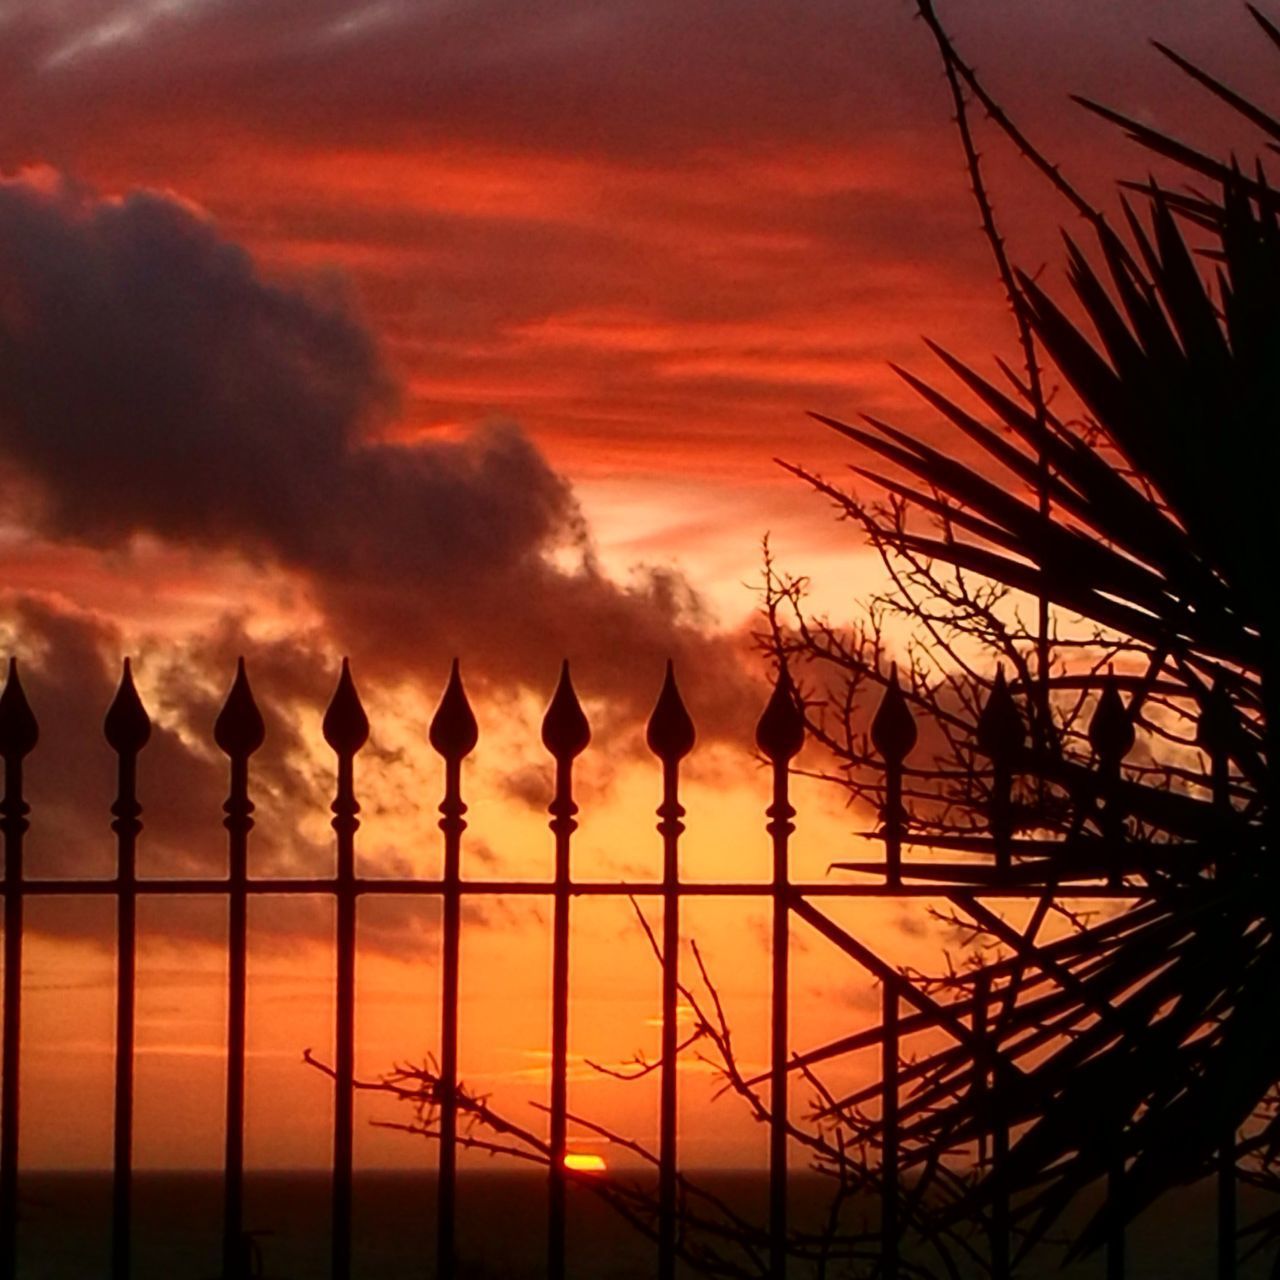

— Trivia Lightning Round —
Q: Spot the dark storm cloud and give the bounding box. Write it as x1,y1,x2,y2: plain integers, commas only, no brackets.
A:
0,172,754,732
0,173,394,547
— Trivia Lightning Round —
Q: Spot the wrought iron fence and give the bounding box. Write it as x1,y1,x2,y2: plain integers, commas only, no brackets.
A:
0,653,1239,1279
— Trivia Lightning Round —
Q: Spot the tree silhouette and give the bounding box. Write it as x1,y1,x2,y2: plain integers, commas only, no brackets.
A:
762,1,1279,1268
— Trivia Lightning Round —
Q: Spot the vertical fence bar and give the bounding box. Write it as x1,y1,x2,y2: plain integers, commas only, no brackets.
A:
991,1056,1010,1280
658,765,681,1280
882,984,899,1280
1089,677,1133,892
646,662,696,1280
428,661,478,1280
0,661,36,1280
869,666,912,1279
1200,679,1235,1280
973,971,1009,1279
1217,1094,1236,1280
972,970,989,1184
323,660,369,1280
871,666,917,889
215,659,265,1280
541,663,590,1280
106,661,151,1280
1107,1134,1125,1280
976,669,1020,1279
1090,677,1132,1280
756,668,805,1277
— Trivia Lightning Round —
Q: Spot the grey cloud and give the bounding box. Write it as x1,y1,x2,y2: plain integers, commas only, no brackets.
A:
4,595,332,882
2,593,451,958
0,172,757,737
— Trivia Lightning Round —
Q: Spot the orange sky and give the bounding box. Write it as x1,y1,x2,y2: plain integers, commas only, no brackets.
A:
0,0,1270,1176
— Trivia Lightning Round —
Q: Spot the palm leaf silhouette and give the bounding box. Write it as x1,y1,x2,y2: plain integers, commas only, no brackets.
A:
773,9,1279,1262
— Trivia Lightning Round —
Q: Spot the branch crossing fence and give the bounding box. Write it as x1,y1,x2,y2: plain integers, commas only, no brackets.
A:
0,654,1241,1279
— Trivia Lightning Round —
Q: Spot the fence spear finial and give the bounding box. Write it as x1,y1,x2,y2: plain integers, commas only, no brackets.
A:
975,667,1023,762
1196,675,1234,758
0,659,37,760
104,659,151,756
871,663,916,764
429,659,478,761
647,661,695,762
542,661,590,760
323,658,369,756
214,658,265,758
755,664,805,763
1089,675,1134,765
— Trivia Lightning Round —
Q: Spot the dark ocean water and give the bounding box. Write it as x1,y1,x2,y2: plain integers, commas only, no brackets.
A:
15,1169,1274,1278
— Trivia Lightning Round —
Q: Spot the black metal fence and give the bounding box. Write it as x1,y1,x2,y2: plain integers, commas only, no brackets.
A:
0,654,1239,1279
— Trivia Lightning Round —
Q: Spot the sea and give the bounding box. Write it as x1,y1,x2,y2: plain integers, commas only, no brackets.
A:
13,1170,1273,1278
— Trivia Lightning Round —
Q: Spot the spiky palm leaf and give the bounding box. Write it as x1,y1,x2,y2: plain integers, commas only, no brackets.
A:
777,10,1279,1262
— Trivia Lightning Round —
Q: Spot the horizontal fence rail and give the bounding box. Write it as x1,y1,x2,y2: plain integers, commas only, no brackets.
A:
0,654,1239,1280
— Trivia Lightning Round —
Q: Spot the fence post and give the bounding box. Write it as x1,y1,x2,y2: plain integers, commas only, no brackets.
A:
428,660,478,1280
1198,678,1235,1280
1089,677,1133,892
542,663,590,1280
869,666,914,1278
215,659,265,1280
105,661,151,1280
646,661,696,1280
972,970,1010,1278
882,983,899,1280
976,668,1020,1277
323,659,369,1280
756,666,805,1278
0,660,36,1280
871,665,917,888
1089,676,1133,1280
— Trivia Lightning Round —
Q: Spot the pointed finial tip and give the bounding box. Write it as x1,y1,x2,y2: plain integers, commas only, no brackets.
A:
430,660,478,760
1196,676,1234,755
1088,676,1134,764
0,658,38,759
647,660,696,761
323,658,369,755
755,665,804,763
214,659,265,758
976,666,1024,762
542,662,590,759
871,664,917,763
104,657,151,755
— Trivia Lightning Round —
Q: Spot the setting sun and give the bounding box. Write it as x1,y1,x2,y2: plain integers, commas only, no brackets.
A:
563,1153,608,1175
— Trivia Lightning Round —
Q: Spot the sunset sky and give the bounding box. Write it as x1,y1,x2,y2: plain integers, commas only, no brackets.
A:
0,0,1270,1178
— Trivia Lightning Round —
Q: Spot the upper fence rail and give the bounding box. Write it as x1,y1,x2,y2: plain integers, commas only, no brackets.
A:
0,652,1220,1280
